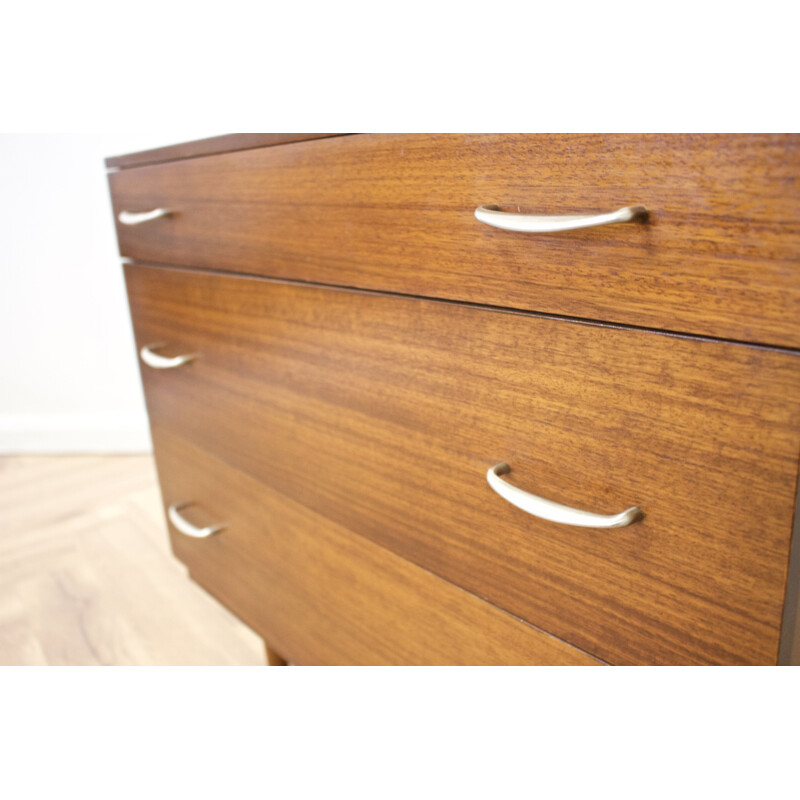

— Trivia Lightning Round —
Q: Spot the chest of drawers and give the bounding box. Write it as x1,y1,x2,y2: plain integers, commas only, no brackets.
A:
107,133,800,665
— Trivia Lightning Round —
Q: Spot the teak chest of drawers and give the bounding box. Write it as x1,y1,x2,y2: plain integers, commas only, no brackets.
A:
107,133,800,665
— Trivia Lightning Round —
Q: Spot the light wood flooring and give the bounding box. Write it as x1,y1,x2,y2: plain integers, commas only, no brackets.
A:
0,455,265,665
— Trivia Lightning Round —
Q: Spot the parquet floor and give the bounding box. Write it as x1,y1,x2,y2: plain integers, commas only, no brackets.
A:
0,455,264,665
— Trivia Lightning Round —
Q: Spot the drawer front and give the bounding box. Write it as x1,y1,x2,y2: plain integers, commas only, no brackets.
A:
126,264,800,665
151,428,600,665
110,133,800,348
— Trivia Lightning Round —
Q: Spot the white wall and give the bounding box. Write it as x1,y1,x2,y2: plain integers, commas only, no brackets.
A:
0,133,218,453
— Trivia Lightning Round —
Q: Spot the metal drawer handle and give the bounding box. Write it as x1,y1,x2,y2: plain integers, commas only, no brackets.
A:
487,462,641,528
474,204,648,233
168,503,225,539
140,343,196,369
118,208,172,225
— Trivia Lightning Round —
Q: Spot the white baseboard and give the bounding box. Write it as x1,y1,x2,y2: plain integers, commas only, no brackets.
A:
0,413,153,454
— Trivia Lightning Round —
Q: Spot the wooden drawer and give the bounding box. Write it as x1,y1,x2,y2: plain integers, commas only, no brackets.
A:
150,428,600,665
125,263,800,665
110,133,800,348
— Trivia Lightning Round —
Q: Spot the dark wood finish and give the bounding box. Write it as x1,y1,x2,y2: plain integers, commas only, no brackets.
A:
109,134,800,348
778,460,800,665
152,428,601,666
126,264,800,665
105,133,350,170
265,644,287,666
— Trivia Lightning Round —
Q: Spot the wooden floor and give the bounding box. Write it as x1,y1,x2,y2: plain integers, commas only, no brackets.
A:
0,455,265,665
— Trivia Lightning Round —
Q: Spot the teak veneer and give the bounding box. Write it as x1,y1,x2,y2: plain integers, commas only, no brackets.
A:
110,133,800,348
108,133,800,665
126,263,800,666
153,429,601,666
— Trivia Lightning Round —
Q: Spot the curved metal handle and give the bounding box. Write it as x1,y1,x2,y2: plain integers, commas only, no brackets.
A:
474,204,647,233
486,462,641,528
140,343,196,370
118,208,171,226
168,503,225,539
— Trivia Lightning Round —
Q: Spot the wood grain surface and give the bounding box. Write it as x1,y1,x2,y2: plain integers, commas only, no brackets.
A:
126,264,800,665
109,133,800,348
152,428,600,665
105,133,349,169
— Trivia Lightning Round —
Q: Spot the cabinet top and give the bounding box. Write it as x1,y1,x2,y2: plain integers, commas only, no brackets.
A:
105,133,350,170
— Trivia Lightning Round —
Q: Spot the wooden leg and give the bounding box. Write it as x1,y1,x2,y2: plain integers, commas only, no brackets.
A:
265,643,288,666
